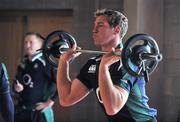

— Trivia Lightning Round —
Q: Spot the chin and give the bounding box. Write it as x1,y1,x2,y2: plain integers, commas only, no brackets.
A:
94,42,100,46
27,52,33,56
94,40,101,45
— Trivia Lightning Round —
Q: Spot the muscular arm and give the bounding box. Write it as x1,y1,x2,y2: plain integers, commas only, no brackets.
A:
99,53,129,115
57,47,90,107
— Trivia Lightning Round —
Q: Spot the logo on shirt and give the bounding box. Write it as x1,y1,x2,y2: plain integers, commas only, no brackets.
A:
88,65,96,73
23,74,34,88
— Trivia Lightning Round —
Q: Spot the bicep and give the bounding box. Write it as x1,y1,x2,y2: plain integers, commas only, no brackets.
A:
115,85,129,108
69,78,90,105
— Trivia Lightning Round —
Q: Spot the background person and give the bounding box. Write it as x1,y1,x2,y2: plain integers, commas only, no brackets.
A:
13,32,58,122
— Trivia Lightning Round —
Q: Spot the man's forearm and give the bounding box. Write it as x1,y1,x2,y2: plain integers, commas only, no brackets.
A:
99,65,116,112
57,59,72,104
98,65,128,115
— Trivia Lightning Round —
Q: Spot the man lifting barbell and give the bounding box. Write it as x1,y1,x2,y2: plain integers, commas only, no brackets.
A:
42,8,161,122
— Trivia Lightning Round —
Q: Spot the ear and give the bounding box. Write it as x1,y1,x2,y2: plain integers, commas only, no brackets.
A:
114,26,121,34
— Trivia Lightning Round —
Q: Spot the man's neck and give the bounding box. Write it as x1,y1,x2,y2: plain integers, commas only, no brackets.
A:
101,39,121,51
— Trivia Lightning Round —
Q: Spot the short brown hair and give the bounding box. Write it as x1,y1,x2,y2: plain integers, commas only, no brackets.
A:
95,8,128,40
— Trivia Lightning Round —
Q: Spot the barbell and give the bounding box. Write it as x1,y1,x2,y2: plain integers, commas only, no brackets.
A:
40,30,162,82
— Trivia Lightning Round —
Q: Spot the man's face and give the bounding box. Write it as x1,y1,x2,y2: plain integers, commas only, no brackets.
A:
24,35,42,56
93,15,116,46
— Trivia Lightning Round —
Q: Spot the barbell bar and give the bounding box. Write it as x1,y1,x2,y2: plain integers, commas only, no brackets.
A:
59,47,162,62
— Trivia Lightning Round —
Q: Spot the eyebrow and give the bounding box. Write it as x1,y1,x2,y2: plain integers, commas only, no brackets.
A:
96,21,104,25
